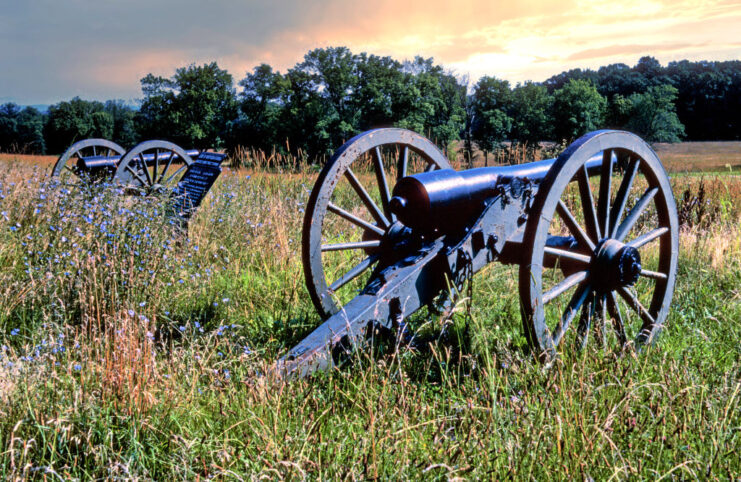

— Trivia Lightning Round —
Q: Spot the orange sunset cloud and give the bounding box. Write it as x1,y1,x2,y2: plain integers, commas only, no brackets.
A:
1,0,739,103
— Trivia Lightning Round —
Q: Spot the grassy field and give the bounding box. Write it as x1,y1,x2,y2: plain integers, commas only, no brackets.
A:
0,145,739,479
654,141,741,173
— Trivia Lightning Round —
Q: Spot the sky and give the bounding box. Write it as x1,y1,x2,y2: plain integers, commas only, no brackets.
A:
1,0,740,105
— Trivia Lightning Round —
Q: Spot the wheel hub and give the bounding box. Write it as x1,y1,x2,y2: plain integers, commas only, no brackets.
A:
592,239,642,291
362,221,420,259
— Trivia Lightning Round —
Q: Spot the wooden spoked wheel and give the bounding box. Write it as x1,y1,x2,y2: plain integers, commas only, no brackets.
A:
113,140,193,194
303,128,452,319
52,139,125,183
520,130,679,359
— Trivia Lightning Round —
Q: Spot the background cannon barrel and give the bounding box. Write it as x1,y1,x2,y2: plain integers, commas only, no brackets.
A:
391,153,604,232
74,148,201,179
77,149,201,168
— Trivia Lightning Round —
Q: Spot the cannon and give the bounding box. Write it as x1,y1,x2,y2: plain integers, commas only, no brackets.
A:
52,139,202,189
51,138,226,221
277,128,678,377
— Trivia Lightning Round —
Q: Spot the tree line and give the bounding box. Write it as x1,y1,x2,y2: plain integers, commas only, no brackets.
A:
1,48,740,160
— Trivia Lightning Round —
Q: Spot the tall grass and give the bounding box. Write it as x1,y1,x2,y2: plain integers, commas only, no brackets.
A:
0,158,738,478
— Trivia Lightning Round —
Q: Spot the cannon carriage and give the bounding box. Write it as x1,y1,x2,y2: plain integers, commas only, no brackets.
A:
280,128,678,377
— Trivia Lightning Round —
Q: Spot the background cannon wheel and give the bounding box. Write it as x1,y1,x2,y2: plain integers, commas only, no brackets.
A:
52,139,125,182
520,130,679,359
113,140,193,193
303,128,452,319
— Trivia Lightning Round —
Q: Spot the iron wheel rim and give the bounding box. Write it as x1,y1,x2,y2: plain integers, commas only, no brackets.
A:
52,138,126,183
519,130,679,359
303,128,452,319
113,140,194,193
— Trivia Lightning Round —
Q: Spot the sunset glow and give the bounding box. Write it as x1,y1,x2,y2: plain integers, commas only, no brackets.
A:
1,0,739,103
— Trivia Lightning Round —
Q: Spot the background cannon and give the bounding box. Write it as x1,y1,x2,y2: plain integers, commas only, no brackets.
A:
52,139,202,190
279,128,679,377
51,138,226,222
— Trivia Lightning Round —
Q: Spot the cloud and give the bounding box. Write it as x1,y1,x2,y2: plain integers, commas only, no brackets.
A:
0,0,739,103
565,43,703,61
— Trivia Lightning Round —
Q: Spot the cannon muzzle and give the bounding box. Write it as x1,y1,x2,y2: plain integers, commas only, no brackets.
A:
390,167,496,232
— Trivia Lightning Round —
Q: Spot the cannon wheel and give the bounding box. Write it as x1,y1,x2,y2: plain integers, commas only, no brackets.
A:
52,139,126,181
304,128,452,319
520,130,679,359
113,140,193,192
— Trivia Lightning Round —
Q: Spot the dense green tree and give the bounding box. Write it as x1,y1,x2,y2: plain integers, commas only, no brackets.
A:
509,82,551,146
138,62,237,149
665,59,741,140
550,57,741,141
551,79,607,141
302,46,360,142
461,88,476,167
470,76,512,164
231,48,466,158
104,100,138,148
544,68,598,93
605,94,634,128
282,63,337,157
596,63,648,99
427,66,467,154
44,98,113,153
232,64,290,151
0,103,46,154
634,56,663,78
625,85,685,142
396,57,466,155
354,53,407,130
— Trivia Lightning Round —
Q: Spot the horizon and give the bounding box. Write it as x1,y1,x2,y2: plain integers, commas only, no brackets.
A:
1,0,740,105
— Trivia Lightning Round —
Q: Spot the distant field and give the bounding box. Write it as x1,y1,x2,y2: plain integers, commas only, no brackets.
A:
0,153,56,168
653,141,741,172
5,140,741,174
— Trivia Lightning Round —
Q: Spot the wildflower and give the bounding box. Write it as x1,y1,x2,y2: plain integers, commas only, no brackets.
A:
73,364,82,371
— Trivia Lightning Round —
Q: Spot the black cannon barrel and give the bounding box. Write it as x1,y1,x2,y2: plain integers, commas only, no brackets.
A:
390,153,603,232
